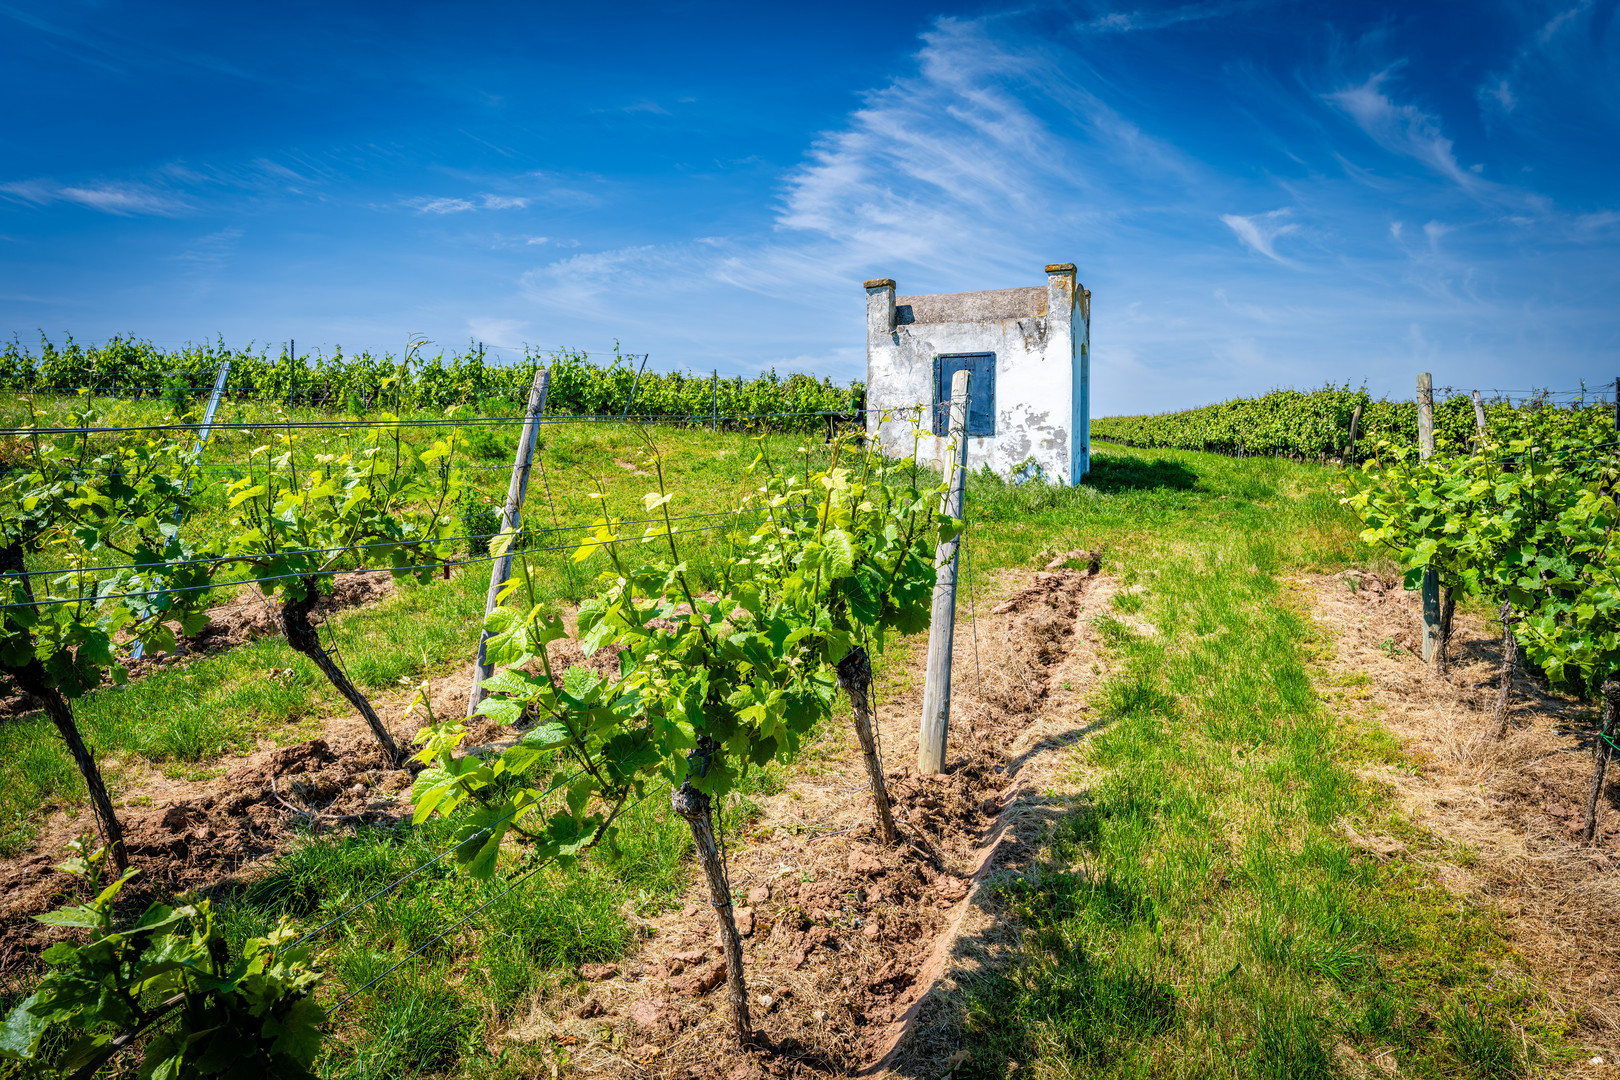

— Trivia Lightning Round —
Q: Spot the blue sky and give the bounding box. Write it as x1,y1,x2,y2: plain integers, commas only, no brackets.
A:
2,1,1617,414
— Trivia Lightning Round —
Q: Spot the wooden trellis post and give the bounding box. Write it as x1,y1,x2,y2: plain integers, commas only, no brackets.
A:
919,368,970,775
468,368,550,717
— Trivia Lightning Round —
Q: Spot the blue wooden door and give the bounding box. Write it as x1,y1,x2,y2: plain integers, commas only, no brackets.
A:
932,353,995,437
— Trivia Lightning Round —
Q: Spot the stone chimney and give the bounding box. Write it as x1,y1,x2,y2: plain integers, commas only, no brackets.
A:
864,278,896,341
1044,263,1076,335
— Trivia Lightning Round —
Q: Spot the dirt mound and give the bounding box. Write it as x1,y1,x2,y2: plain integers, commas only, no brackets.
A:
970,568,1091,714
516,566,1111,1078
543,634,623,687
0,732,413,988
185,571,396,657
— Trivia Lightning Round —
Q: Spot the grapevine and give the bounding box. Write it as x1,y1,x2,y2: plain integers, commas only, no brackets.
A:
210,420,468,763
408,428,950,1044
0,398,218,870
1345,403,1620,842
0,837,323,1079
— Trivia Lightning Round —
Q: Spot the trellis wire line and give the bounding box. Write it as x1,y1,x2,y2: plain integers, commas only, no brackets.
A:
0,519,757,611
289,767,588,951
5,391,862,424
1098,437,1620,465
1397,441,1620,466
0,507,785,581
0,423,862,473
322,783,667,1019
321,860,552,1018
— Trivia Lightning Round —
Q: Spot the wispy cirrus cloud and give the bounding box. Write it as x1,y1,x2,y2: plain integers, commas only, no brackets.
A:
0,178,191,215
1325,69,1477,187
172,227,244,273
1078,0,1265,34
1220,208,1299,263
406,192,530,214
509,9,1620,408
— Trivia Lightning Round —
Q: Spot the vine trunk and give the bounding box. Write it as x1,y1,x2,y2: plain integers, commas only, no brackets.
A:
1582,681,1620,844
0,541,127,871
280,577,402,764
1435,586,1457,675
835,646,897,845
671,779,752,1046
29,676,126,872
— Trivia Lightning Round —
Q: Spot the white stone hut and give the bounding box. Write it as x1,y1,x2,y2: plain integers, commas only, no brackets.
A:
863,263,1091,484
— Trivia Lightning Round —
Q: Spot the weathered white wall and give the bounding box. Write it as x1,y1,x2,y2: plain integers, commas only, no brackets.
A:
864,264,1090,484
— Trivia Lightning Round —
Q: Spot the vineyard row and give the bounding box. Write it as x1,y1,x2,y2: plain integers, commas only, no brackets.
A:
0,334,864,432
0,392,950,1074
1093,384,1617,460
1345,394,1620,846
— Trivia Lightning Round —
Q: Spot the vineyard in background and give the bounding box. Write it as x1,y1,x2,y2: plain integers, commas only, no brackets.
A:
0,334,863,431
1093,384,1615,460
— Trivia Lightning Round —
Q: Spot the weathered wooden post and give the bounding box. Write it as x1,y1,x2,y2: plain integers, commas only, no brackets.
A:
1417,372,1440,663
1493,602,1518,740
468,367,550,716
1471,389,1488,447
919,369,970,775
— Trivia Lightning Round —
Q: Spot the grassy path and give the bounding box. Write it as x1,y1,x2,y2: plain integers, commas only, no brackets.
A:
953,448,1566,1079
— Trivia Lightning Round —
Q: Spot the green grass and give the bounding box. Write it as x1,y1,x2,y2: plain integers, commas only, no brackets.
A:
949,447,1561,1079
210,759,792,1079
3,437,1574,1077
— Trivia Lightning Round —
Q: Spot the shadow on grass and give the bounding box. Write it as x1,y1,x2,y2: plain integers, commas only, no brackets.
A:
1082,456,1199,495
868,792,1177,1080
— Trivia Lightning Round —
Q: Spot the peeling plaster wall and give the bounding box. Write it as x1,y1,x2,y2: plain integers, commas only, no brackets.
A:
864,265,1090,484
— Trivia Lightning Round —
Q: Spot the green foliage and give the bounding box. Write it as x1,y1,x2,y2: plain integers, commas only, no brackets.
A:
213,422,466,602
0,336,862,434
457,491,501,557
409,435,947,876
0,400,217,694
1094,385,1611,461
0,838,323,1079
1344,404,1620,691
